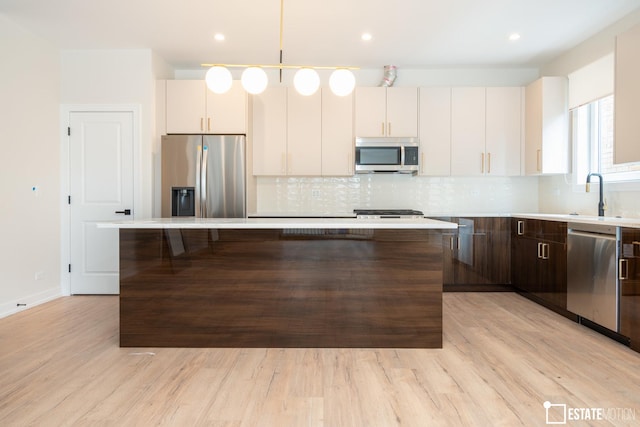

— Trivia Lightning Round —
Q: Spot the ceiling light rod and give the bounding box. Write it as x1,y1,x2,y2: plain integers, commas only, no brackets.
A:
201,63,359,70
279,0,284,83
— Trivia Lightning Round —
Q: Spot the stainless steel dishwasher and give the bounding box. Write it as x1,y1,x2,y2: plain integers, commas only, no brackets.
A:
567,222,619,332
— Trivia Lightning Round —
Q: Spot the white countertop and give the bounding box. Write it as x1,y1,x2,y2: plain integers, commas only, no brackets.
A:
512,213,640,228
99,217,459,230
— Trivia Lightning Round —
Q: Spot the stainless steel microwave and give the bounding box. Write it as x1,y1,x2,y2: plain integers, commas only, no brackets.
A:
354,137,420,174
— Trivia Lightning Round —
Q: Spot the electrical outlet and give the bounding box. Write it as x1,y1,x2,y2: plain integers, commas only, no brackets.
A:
311,189,321,199
35,271,44,281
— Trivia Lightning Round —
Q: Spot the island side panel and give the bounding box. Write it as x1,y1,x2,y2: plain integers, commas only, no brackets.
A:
119,228,443,348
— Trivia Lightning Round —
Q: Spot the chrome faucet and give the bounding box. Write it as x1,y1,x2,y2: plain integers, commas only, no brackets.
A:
586,173,605,217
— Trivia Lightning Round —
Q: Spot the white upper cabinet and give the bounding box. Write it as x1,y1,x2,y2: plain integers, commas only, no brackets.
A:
206,81,247,134
485,87,523,176
166,80,247,134
451,87,486,176
524,76,569,175
166,80,205,134
252,88,352,177
355,87,418,137
419,87,451,176
615,23,640,164
386,87,419,137
287,90,322,176
450,87,522,176
322,91,354,176
252,87,287,175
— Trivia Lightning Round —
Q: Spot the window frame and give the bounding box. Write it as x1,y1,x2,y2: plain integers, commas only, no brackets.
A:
571,94,640,192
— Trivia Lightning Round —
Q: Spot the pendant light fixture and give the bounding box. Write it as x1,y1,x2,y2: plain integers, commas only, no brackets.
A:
202,0,357,96
205,66,233,94
241,67,269,94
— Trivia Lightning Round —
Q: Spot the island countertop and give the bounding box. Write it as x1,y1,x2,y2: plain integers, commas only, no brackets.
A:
99,217,458,230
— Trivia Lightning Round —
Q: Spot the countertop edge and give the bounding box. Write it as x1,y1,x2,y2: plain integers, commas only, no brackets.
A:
98,217,459,230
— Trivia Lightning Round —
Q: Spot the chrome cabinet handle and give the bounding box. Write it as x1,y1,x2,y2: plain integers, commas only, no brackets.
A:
537,242,542,258
517,220,524,235
542,243,549,260
619,258,628,280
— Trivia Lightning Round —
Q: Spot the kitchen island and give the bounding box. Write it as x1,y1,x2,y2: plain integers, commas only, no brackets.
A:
101,217,457,348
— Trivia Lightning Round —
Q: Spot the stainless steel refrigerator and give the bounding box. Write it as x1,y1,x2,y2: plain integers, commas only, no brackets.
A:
161,135,246,218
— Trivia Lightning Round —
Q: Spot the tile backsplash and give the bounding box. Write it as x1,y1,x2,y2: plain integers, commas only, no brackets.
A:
539,175,640,218
256,175,539,215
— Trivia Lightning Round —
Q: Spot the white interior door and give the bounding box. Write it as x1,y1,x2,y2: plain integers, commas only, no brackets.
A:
69,111,134,294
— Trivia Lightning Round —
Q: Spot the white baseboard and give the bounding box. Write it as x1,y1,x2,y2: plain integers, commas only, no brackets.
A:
0,287,62,319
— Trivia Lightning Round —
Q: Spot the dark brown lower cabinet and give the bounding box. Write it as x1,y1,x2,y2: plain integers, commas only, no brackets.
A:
438,217,511,291
511,218,569,315
619,227,640,351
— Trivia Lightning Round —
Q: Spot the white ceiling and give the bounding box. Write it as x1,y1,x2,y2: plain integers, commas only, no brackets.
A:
2,0,640,70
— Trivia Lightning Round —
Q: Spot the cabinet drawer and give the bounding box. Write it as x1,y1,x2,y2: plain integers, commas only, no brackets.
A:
513,218,566,243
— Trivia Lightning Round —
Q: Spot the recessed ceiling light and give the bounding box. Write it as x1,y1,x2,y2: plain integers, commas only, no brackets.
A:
361,33,372,41
509,33,521,41
214,33,225,42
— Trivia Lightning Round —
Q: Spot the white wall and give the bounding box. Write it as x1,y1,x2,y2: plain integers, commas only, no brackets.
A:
0,15,61,317
539,175,640,218
60,49,158,219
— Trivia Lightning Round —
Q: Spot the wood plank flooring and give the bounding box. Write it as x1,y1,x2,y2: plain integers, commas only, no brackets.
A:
1,293,639,426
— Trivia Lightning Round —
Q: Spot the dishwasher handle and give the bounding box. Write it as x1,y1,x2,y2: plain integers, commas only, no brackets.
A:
567,229,617,241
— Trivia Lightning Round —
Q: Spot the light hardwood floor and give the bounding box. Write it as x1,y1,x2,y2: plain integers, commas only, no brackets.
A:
0,293,639,426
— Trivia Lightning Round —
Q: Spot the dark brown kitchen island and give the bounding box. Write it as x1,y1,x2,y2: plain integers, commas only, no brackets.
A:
105,218,456,348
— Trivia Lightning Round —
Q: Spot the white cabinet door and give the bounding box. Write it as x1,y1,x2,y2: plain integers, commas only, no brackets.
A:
524,77,569,175
322,91,354,176
252,87,287,175
615,24,640,163
166,80,206,134
386,87,418,137
354,87,386,136
486,87,522,176
354,87,418,137
206,81,247,134
419,87,451,176
451,87,486,176
287,90,321,176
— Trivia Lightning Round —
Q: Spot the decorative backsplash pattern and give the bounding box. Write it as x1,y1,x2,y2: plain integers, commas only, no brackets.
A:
256,175,540,215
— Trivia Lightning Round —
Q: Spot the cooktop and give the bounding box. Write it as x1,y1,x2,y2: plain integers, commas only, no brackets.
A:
354,209,424,218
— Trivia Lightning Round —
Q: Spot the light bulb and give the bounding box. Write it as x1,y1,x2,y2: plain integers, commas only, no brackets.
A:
205,66,232,94
329,69,356,96
241,67,268,94
293,68,320,96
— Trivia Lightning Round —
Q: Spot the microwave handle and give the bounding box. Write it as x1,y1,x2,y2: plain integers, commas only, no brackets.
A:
400,145,405,166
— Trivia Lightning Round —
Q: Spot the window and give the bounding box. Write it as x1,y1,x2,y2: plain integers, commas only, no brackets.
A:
571,94,640,187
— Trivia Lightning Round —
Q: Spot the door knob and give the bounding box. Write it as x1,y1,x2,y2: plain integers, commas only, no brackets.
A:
115,209,131,215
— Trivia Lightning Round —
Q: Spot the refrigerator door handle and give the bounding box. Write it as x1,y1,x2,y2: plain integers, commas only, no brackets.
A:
196,145,202,217
201,145,209,217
